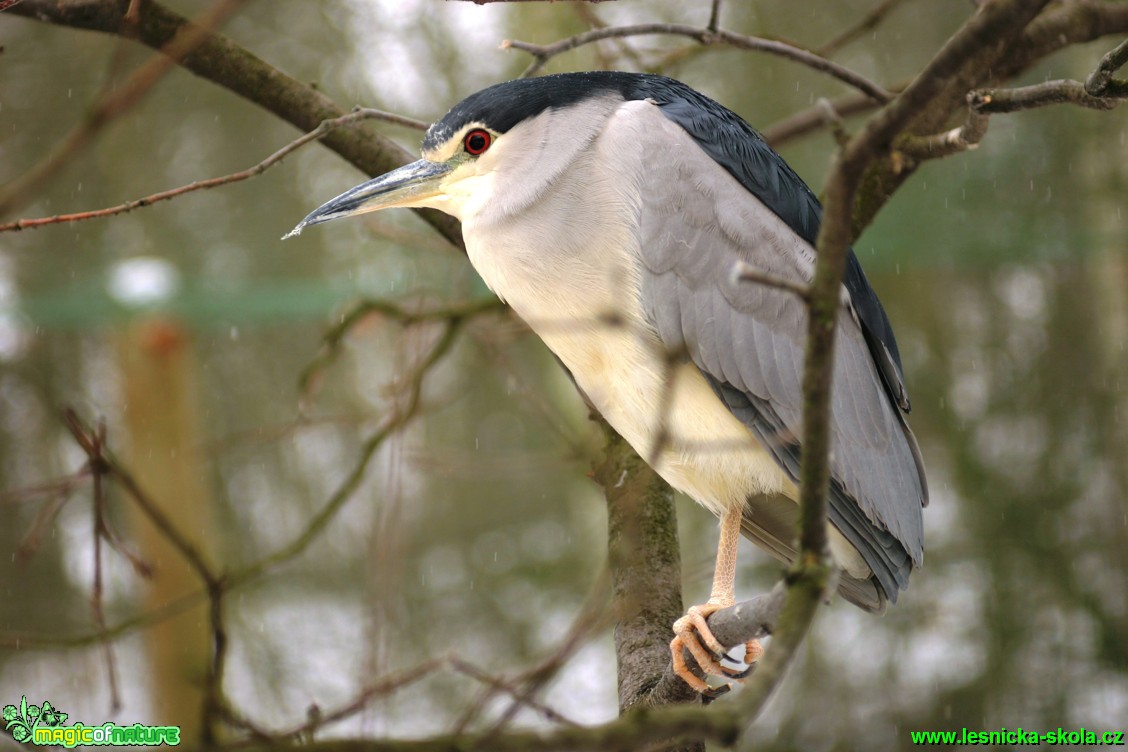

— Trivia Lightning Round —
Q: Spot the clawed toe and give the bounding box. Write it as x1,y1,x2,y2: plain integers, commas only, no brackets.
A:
670,604,763,697
701,684,731,704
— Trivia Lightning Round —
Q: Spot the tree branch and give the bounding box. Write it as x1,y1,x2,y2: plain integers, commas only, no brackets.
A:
847,0,1128,235
816,0,910,58
0,0,249,217
0,108,426,234
1086,35,1128,97
596,424,700,722
503,24,892,102
973,79,1124,112
898,36,1128,161
7,0,464,251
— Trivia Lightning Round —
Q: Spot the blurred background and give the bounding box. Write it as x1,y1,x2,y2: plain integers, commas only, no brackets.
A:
1,1,1126,749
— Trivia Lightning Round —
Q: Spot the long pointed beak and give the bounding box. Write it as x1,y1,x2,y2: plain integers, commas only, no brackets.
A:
283,159,452,239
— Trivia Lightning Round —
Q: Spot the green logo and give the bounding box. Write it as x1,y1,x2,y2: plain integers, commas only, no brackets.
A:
3,696,180,747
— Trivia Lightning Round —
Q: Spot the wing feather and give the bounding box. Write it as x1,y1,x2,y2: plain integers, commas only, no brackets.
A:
629,104,926,603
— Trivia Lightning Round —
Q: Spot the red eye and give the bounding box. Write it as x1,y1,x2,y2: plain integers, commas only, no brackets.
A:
463,129,492,156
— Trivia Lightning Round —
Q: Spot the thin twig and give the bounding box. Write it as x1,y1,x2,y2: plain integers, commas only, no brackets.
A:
449,659,582,728
203,581,229,744
89,420,123,713
817,0,910,57
759,80,909,147
62,410,220,589
299,297,502,401
233,321,465,587
707,0,722,33
453,564,613,735
486,564,613,736
503,24,892,102
899,37,1128,162
0,0,249,218
7,0,466,251
0,109,424,234
15,495,72,564
0,590,207,650
0,469,91,506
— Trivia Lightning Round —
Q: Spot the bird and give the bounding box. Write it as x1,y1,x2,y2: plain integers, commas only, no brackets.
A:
287,71,927,696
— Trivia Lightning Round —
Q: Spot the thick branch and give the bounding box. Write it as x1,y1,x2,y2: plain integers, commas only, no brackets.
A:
598,424,700,717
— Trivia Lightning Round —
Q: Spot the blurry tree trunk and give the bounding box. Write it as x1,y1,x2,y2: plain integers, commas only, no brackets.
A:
596,422,704,752
118,317,215,743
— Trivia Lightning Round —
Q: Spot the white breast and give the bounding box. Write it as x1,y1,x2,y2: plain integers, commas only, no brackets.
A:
463,199,790,517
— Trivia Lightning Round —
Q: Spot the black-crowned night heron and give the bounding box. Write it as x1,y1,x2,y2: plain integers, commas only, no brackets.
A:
288,71,927,695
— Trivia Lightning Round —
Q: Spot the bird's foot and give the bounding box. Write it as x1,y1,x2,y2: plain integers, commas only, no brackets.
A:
670,601,763,696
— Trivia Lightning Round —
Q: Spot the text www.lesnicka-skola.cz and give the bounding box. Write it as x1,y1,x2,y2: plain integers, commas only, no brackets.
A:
910,727,1124,746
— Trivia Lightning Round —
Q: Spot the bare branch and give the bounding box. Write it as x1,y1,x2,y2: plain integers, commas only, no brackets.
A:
503,24,892,102
232,321,465,588
900,36,1128,161
817,0,911,57
0,0,250,217
450,659,583,729
268,659,448,742
706,0,722,33
0,591,207,650
62,409,220,589
89,419,122,712
1087,35,1128,96
759,83,908,147
973,78,1125,113
0,109,425,234
6,0,465,251
0,469,91,506
895,107,989,160
848,0,1128,234
298,297,503,402
477,565,613,736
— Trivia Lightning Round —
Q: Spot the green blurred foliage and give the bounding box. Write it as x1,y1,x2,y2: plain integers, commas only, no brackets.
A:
0,0,1125,748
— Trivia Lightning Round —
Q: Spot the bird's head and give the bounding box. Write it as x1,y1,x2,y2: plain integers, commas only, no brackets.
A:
284,73,634,238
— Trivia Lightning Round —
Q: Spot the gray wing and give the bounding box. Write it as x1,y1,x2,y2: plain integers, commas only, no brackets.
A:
634,110,926,606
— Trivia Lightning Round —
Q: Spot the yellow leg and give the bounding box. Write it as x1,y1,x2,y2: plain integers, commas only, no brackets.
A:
670,504,763,693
